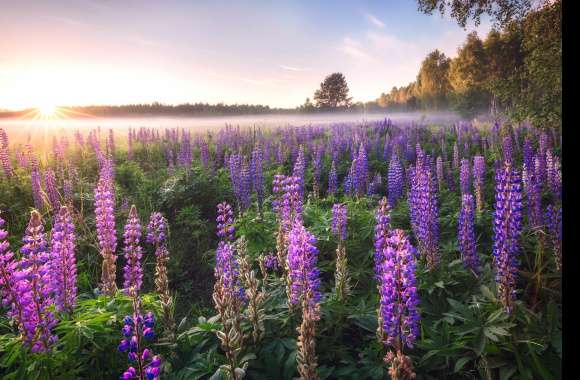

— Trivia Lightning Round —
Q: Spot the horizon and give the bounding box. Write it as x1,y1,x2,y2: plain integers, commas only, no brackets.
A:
0,0,490,111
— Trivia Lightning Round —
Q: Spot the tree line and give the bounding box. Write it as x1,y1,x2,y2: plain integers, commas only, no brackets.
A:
374,0,561,126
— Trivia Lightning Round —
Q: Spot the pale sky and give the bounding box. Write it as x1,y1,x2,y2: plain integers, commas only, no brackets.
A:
0,0,491,110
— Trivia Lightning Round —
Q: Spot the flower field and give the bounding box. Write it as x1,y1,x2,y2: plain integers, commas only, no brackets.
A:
0,120,561,379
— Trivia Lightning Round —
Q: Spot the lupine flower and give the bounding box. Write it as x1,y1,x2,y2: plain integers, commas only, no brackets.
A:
292,147,306,185
457,194,479,273
30,155,44,210
50,206,77,313
408,152,439,269
0,128,13,178
356,143,368,197
328,160,338,195
213,240,246,378
123,206,143,296
287,221,321,312
262,253,278,271
452,143,459,169
19,210,58,352
239,158,252,212
44,169,60,211
375,228,420,349
545,205,562,271
459,159,471,195
215,241,246,302
492,161,523,314
272,174,287,219
0,213,28,341
95,168,118,296
146,212,172,329
331,204,348,242
216,202,235,242
200,141,210,170
288,221,321,379
473,155,485,212
119,296,161,380
375,228,419,380
281,176,303,231
388,154,404,206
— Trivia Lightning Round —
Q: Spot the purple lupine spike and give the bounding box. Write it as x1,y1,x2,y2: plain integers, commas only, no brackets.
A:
373,197,391,274
281,176,303,231
95,164,118,296
328,160,338,196
200,141,210,170
216,202,235,242
388,153,404,206
0,129,13,178
408,154,439,269
473,155,485,211
546,150,561,200
251,145,264,213
19,210,58,352
263,253,278,271
375,228,420,350
502,135,513,163
331,203,347,241
356,143,368,197
545,205,562,270
292,147,306,186
460,159,471,195
272,174,287,219
0,213,29,340
50,206,77,312
214,241,245,302
44,169,60,211
146,212,168,246
119,301,161,380
523,137,533,171
287,221,321,313
123,205,143,296
30,155,44,210
457,194,480,273
492,161,523,314
346,158,358,197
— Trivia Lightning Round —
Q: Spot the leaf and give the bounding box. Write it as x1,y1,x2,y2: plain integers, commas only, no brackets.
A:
480,285,497,301
454,357,471,373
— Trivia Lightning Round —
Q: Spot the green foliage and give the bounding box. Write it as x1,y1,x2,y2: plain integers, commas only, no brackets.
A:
0,294,162,379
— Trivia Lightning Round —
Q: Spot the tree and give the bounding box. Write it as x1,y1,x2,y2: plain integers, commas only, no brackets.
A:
416,0,548,28
448,32,491,117
415,50,452,109
313,73,353,109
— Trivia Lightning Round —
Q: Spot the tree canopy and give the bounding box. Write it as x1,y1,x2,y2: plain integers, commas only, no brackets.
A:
313,73,353,109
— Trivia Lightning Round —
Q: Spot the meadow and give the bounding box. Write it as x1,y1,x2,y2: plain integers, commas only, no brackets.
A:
0,119,561,380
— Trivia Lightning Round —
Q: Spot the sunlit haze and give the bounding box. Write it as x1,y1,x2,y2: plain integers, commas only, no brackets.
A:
0,0,490,110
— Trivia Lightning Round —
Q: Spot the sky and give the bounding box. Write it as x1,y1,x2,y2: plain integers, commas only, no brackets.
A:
0,0,491,110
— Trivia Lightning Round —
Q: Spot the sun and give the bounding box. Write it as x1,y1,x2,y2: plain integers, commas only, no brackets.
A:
38,104,58,118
